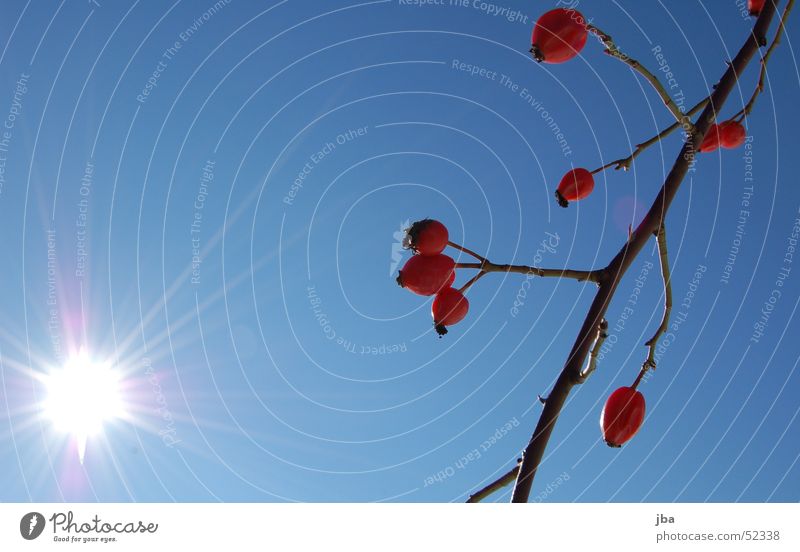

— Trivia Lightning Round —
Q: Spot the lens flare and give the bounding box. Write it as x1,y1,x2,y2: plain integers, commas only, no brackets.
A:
43,349,124,464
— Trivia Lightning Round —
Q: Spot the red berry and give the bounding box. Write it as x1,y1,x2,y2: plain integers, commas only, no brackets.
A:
555,168,594,207
748,0,765,16
700,121,746,152
699,123,722,153
396,254,455,296
600,386,646,447
719,120,746,149
403,219,449,256
431,287,469,336
531,9,588,64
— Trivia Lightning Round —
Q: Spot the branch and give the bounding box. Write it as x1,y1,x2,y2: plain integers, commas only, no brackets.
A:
449,240,600,283
643,224,672,371
733,0,795,121
592,97,710,174
455,261,600,283
465,462,520,503
508,2,781,503
588,24,691,126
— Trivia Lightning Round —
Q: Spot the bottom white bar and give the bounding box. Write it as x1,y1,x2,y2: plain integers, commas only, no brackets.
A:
1,504,797,551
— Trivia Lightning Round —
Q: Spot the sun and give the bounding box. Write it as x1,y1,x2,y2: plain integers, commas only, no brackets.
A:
43,348,124,464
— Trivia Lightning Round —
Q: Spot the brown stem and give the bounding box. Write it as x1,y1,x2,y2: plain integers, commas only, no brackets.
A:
587,24,691,126
455,261,600,283
465,463,520,503
631,366,646,391
458,270,486,293
629,225,672,390
508,3,780,503
591,98,709,174
643,224,672,370
448,241,487,263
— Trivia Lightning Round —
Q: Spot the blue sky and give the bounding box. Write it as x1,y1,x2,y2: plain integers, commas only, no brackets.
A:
0,0,798,502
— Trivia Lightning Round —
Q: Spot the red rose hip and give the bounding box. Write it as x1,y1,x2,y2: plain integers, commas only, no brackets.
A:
601,386,646,447
700,120,746,152
403,219,449,256
555,167,594,207
719,120,746,149
445,269,455,288
699,123,722,153
531,8,588,64
431,287,469,336
748,0,765,16
396,254,455,296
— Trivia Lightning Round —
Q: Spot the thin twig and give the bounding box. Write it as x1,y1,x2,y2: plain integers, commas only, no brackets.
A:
448,241,487,263
576,319,609,383
588,24,692,126
458,270,486,293
455,261,600,283
591,98,710,174
643,224,672,371
733,0,795,121
508,3,781,503
466,463,520,503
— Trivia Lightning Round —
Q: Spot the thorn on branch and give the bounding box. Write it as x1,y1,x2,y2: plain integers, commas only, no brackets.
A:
576,318,609,384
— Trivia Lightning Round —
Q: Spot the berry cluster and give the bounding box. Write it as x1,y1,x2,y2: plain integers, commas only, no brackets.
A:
393,4,781,461
395,219,650,444
396,220,469,336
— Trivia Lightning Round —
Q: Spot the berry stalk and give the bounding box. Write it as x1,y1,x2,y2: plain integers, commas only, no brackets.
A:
587,24,691,126
454,260,601,283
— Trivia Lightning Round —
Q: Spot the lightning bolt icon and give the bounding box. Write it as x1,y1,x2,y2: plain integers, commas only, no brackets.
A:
28,514,38,535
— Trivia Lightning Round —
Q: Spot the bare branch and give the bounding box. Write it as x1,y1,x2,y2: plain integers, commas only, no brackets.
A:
587,24,692,126
466,463,520,503
455,261,600,283
592,97,710,174
508,3,781,503
643,224,672,371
